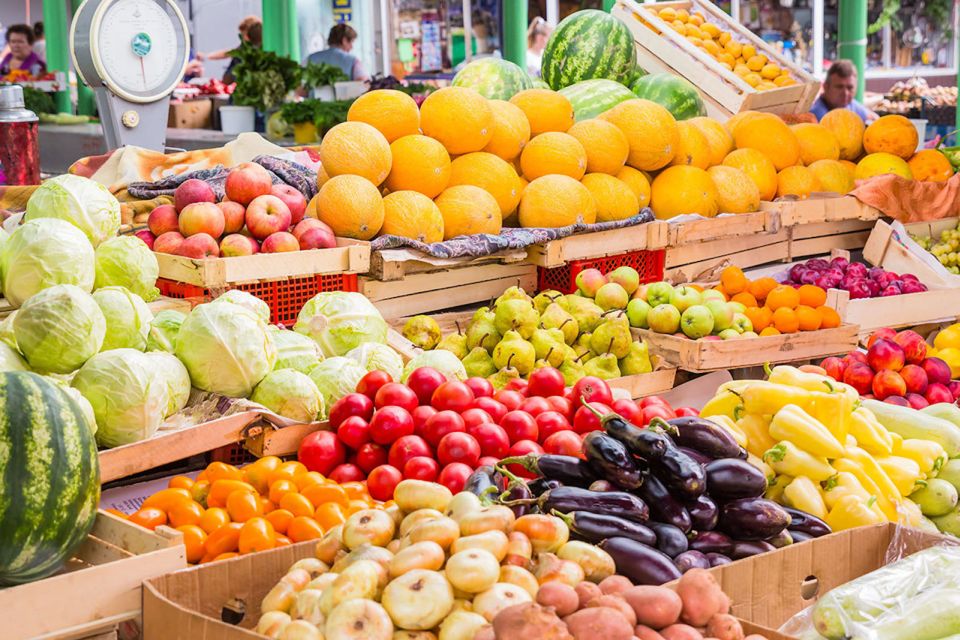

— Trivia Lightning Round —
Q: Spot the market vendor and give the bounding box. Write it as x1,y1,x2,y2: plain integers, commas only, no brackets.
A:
0,24,46,76
811,60,877,123
304,24,370,83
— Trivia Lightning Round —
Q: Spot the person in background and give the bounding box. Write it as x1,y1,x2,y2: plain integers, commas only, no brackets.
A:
305,24,369,82
526,17,552,78
204,15,261,63
811,60,878,123
0,24,45,76
222,20,262,84
31,22,44,62
183,33,204,81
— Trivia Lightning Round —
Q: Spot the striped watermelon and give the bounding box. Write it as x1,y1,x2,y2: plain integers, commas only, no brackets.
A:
0,372,99,585
452,58,533,100
531,78,550,89
559,79,637,121
541,10,638,90
630,73,707,120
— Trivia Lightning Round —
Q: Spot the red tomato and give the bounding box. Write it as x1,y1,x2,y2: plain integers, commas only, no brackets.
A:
467,422,510,458
519,396,551,417
611,398,643,425
527,367,565,398
639,396,671,408
438,462,473,493
437,432,481,467
336,415,370,450
368,406,415,445
642,404,676,424
328,393,374,430
356,371,392,401
546,396,574,422
388,435,433,470
328,463,365,483
461,408,493,429
542,430,583,456
675,406,700,417
431,381,475,413
474,397,508,423
573,402,611,434
477,456,500,467
367,465,403,502
500,410,538,443
494,390,524,411
297,430,346,475
505,440,544,478
411,405,438,431
422,410,466,448
355,443,388,473
505,378,529,393
375,383,419,413
406,367,447,405
572,376,614,406
535,411,571,442
403,456,439,482
464,377,495,399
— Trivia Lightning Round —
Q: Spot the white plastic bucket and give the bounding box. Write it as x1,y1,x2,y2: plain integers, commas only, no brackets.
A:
220,105,255,135
312,85,335,102
909,118,927,150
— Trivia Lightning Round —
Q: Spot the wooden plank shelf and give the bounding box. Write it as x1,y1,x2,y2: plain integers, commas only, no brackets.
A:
525,221,669,269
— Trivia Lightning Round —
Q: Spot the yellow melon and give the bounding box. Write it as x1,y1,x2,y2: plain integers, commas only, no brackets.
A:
520,132,588,181
707,165,760,213
316,163,330,190
820,109,866,161
855,152,913,181
519,175,597,228
791,123,840,164
777,166,820,199
316,175,384,240
434,185,502,239
722,148,778,201
733,113,800,170
671,121,713,170
509,89,575,135
319,121,392,185
908,149,955,182
420,86,494,155
808,159,854,194
483,99,532,162
863,114,919,159
688,116,734,166
650,166,719,219
839,159,858,177
567,119,629,175
384,134,451,198
615,166,652,209
725,110,763,135
347,89,420,143
600,99,679,171
581,173,640,222
448,152,523,215
381,191,444,243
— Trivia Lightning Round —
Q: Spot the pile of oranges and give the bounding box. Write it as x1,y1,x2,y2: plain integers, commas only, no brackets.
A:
714,266,842,336
109,457,381,564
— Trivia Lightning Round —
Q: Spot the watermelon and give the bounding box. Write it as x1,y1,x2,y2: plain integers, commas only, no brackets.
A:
559,79,637,121
452,58,533,100
530,78,550,90
0,372,99,585
541,10,637,90
630,73,707,121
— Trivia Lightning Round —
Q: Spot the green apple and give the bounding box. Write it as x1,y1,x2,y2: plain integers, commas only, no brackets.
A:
718,328,741,340
646,281,674,307
701,290,726,303
740,331,759,339
704,300,734,332
670,285,702,313
732,312,753,334
680,305,715,339
626,298,651,329
728,301,747,314
647,303,681,334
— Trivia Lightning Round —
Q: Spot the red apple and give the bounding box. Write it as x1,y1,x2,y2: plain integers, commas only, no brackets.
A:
842,351,868,368
176,233,220,259
148,204,180,236
843,363,875,396
179,202,225,238
245,194,292,240
949,380,960,399
261,231,300,253
820,356,846,381
174,178,216,212
892,330,927,364
925,382,954,405
292,218,332,243
134,229,156,249
906,393,929,410
271,184,308,225
866,327,898,349
225,162,273,205
220,233,260,257
899,364,928,395
153,231,185,254
298,226,337,250
922,357,952,386
217,201,246,234
872,369,906,400
867,339,905,372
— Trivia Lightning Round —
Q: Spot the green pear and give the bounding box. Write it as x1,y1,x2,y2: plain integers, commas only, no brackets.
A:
402,315,441,350
462,346,498,378
436,332,468,359
576,332,592,350
494,299,540,340
558,358,586,386
492,330,536,375
540,303,579,345
495,286,533,308
533,290,564,315
583,353,621,380
466,311,501,354
564,295,604,333
572,343,592,360
488,366,521,391
471,306,492,325
530,328,566,367
619,341,653,375
590,317,632,359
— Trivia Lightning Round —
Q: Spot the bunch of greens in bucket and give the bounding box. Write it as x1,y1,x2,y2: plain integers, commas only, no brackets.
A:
279,99,355,135
300,62,348,90
228,42,301,112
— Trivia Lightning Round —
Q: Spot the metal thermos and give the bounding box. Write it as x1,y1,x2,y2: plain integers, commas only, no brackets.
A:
0,85,40,185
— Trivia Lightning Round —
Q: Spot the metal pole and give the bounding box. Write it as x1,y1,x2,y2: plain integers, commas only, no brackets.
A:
837,0,867,100
283,0,300,61
502,0,527,68
546,0,559,26
70,0,96,116
812,0,824,77
43,0,71,113
462,0,472,62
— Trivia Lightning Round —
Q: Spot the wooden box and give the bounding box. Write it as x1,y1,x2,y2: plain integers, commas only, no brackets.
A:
667,211,775,247
663,226,790,284
787,218,876,260
3,511,186,640
612,0,819,119
863,218,960,288
761,194,883,227
167,99,213,129
526,221,669,269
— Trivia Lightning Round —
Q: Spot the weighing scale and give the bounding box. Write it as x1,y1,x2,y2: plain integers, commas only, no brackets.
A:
70,0,190,151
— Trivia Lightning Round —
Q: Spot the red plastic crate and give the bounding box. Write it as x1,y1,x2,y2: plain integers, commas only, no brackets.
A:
157,273,359,326
208,443,257,466
537,249,665,294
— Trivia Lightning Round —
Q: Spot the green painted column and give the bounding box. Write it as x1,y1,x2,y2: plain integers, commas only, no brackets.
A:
43,0,72,113
261,0,282,55
838,0,867,100
603,0,616,11
956,35,959,132
71,0,96,116
282,0,300,62
502,0,528,68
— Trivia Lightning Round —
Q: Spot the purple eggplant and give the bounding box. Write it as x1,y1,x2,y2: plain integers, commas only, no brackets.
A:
582,432,643,490
647,521,689,557
528,478,563,496
686,494,719,531
589,479,616,492
600,412,673,459
666,416,742,459
651,446,707,498
689,530,733,555
706,552,733,567
704,458,767,499
635,473,692,532
782,507,831,537
718,498,790,541
768,529,794,548
679,447,712,465
540,486,649,522
464,466,501,497
674,550,711,573
599,537,682,585
498,454,596,487
730,539,776,560
554,511,657,547
503,481,532,517
789,530,814,543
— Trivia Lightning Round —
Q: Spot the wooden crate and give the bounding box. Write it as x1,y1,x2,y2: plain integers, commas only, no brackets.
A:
368,247,527,281
632,324,859,372
664,226,790,284
613,0,819,119
827,287,960,337
667,211,776,247
863,218,960,288
525,221,669,269
762,194,883,227
3,510,186,640
787,218,875,260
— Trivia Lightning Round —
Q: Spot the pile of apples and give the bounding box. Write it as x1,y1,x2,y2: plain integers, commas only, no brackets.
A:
821,328,960,408
785,256,928,299
137,163,336,259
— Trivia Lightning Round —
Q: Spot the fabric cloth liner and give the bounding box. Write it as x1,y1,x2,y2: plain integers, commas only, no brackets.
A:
850,172,960,222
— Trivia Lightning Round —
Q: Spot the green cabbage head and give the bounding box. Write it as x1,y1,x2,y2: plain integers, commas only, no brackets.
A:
94,236,160,301
251,369,323,422
0,342,28,372
347,343,403,381
1,218,95,308
308,356,366,419
212,290,270,324
93,286,153,352
24,174,121,247
145,351,191,417
401,350,467,382
146,310,185,353
294,292,388,357
272,328,323,374
14,284,106,374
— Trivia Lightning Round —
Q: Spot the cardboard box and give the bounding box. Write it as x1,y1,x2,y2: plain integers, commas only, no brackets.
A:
168,99,213,129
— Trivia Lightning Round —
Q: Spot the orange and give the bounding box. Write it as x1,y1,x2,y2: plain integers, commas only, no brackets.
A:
600,99,680,171
818,305,841,328
302,483,350,509
347,89,420,142
509,89,574,135
381,191,445,243
287,516,324,542
315,502,347,530
796,305,822,331
168,500,205,528
765,285,800,310
177,524,207,563
129,507,167,531
520,132,588,181
384,135,452,198
772,307,800,333
265,508,294,534
319,121,392,185
759,326,782,337
483,99,531,162
226,489,262,523
435,185,503,238
279,492,316,518
731,292,758,308
820,109,865,161
238,517,277,554
908,149,954,182
449,152,524,215
747,276,779,302
720,266,748,295
744,306,772,331
268,479,298,505
798,284,827,307
420,86,494,155
205,522,243,556
198,507,230,535
863,114,919,159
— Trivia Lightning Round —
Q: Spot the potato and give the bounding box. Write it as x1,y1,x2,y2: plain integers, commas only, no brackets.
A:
451,529,509,561
395,479,453,513
342,510,396,550
459,506,516,536
445,549,501,593
599,575,633,595
622,586,682,629
499,565,540,599
325,598,393,640
587,595,637,626
660,624,704,640
676,570,726,627
400,509,445,537
381,569,454,630
564,607,634,640
705,614,744,640
473,626,495,640
492,603,573,640
472,583,533,622
279,620,323,640
536,582,580,617
320,560,381,615
437,610,488,640
634,624,667,640
558,541,616,583
257,611,292,638
388,541,445,578
408,516,461,550
504,531,533,568
315,525,344,564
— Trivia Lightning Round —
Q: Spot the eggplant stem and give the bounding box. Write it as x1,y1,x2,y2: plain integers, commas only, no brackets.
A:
648,416,679,436
478,484,499,506
550,509,575,527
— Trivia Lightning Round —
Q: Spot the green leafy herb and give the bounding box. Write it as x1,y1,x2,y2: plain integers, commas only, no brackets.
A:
301,62,348,89
228,42,302,112
19,86,56,114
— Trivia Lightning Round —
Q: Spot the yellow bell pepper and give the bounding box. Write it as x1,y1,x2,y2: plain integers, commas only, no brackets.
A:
897,497,926,527
740,382,814,416
738,414,776,458
769,404,845,458
747,453,775,482
832,458,899,521
848,407,894,456
845,446,905,505
783,476,829,519
825,494,886,530
875,455,924,496
806,389,856,443
822,471,872,509
765,474,793,502
934,323,960,351
705,414,748,449
894,439,948,477
763,441,836,481
766,365,838,393
700,389,744,421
